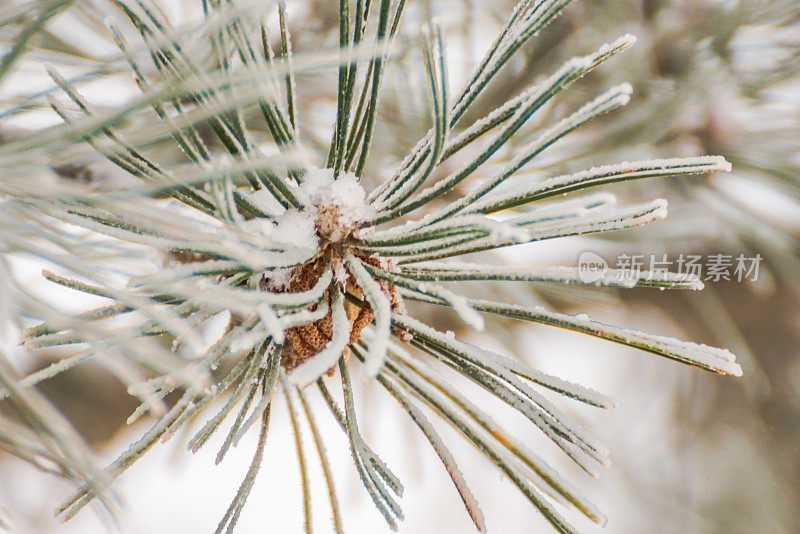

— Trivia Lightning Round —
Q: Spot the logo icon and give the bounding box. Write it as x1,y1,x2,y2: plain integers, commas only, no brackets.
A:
577,251,608,283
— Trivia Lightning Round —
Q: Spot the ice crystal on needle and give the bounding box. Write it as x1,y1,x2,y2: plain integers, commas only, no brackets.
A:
2,0,743,532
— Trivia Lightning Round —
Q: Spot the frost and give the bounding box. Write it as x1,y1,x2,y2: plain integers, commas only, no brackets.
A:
247,188,286,217
268,167,375,248
239,217,275,238
402,261,703,290
522,199,668,241
288,288,352,387
272,207,318,250
536,83,632,147
248,167,375,253
345,255,391,377
527,305,743,376
471,156,730,215
263,267,293,291
332,259,349,285
297,167,373,241
596,34,637,56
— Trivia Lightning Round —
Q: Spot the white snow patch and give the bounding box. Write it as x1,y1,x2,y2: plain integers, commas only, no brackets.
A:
272,207,318,250
266,167,373,248
298,167,374,240
239,217,275,238
248,188,286,217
